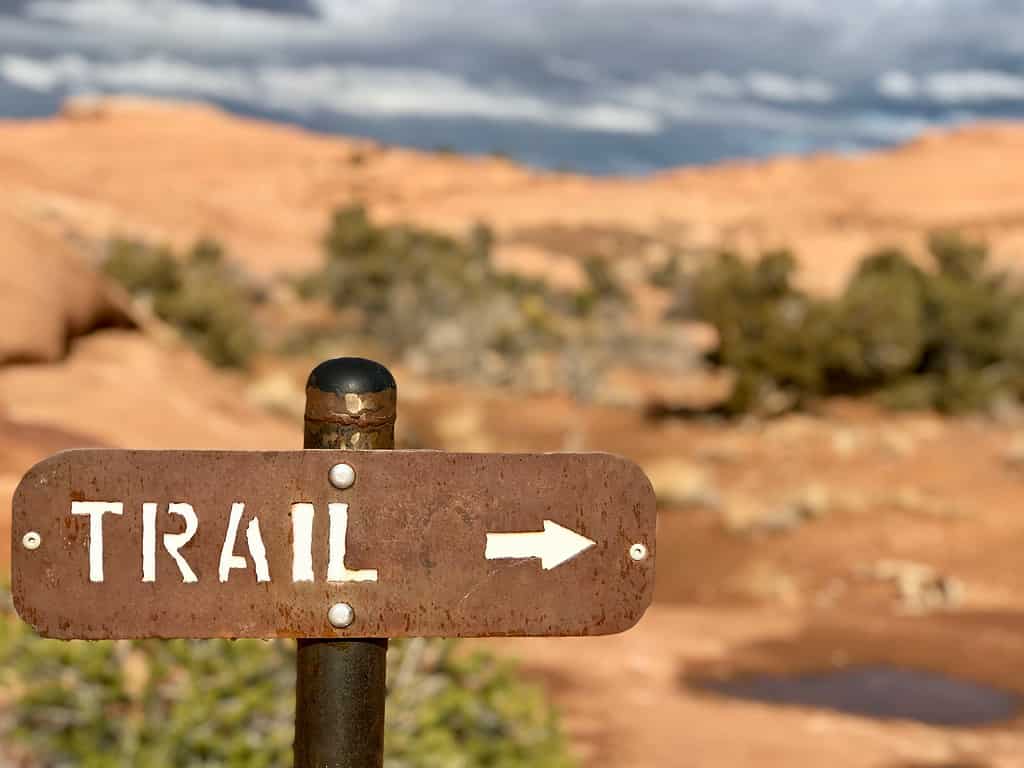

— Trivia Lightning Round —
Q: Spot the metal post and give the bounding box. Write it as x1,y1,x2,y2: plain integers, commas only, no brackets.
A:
295,357,396,768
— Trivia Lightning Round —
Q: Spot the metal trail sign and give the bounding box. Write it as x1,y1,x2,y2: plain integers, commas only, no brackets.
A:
12,448,656,639
10,355,659,768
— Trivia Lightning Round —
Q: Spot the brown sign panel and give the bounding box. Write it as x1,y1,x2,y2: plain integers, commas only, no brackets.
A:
12,450,655,639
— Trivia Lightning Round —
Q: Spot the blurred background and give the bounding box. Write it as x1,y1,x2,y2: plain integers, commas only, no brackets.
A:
5,1,1024,766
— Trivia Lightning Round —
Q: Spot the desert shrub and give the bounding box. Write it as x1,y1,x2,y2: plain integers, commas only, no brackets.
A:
573,255,628,317
103,239,179,296
103,238,261,369
317,206,500,343
647,252,682,291
292,205,665,391
825,249,929,390
0,591,572,768
685,234,1024,414
302,206,575,384
385,639,572,768
689,250,831,413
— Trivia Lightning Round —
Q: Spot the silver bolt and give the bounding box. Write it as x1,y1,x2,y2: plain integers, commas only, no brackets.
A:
629,543,648,562
22,531,41,551
329,463,356,490
328,602,355,628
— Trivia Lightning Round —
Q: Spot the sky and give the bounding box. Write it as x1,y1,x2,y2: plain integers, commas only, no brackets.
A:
1,0,1024,173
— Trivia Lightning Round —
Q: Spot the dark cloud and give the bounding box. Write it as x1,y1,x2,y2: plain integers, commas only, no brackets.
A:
237,0,316,13
1,0,1023,172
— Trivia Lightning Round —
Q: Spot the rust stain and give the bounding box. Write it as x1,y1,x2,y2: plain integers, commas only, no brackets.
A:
12,449,655,640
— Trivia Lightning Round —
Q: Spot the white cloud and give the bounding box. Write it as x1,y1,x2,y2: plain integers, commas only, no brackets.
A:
696,71,746,99
0,53,662,135
0,53,77,92
877,70,918,100
614,73,911,143
308,0,402,25
1,53,252,99
618,71,740,110
622,69,835,107
544,56,605,85
746,71,835,103
619,69,836,120
923,69,1024,104
878,68,1024,104
1,0,1022,170
20,0,363,50
257,64,661,132
16,0,540,51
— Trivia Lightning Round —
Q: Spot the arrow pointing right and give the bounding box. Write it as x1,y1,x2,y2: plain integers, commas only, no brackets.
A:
485,520,596,570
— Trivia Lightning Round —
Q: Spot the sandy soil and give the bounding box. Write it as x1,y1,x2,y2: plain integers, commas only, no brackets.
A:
413,383,1024,767
7,328,1024,766
5,98,1024,294
5,102,1024,767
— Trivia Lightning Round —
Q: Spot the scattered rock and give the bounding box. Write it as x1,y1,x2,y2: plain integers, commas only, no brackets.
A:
831,428,861,458
722,495,765,533
678,322,719,356
814,578,848,608
866,559,965,612
788,482,831,520
643,459,720,509
880,428,916,458
1003,433,1024,468
885,486,965,518
695,437,747,465
830,488,870,514
246,371,304,418
725,497,798,535
726,559,800,605
989,393,1024,426
764,415,816,444
724,485,831,535
891,485,926,513
907,416,944,441
433,402,494,452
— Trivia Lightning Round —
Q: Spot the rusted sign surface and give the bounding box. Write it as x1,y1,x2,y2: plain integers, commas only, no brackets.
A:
12,450,655,639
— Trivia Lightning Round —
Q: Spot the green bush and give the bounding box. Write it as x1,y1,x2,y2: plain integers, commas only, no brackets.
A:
688,250,831,413
286,205,648,388
0,592,573,768
299,206,576,383
684,235,1024,414
647,252,682,291
103,238,261,369
384,639,572,768
573,255,628,318
317,205,499,342
103,239,179,296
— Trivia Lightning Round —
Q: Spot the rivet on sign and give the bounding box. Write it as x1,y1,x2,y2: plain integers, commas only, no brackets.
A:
22,531,41,551
328,602,355,629
629,543,648,562
328,463,356,490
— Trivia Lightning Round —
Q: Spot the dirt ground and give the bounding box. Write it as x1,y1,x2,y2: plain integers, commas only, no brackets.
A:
9,99,1024,295
6,330,1024,767
410,383,1024,767
6,101,1024,767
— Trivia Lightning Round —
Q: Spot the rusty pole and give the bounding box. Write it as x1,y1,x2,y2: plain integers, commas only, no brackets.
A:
295,357,396,768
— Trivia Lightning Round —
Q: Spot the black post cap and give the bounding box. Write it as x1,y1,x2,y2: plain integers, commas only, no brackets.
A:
306,357,396,395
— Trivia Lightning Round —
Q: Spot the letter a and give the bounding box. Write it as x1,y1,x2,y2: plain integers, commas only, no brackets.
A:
219,502,270,582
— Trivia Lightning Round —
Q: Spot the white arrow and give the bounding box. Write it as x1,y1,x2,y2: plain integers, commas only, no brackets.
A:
485,520,596,570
